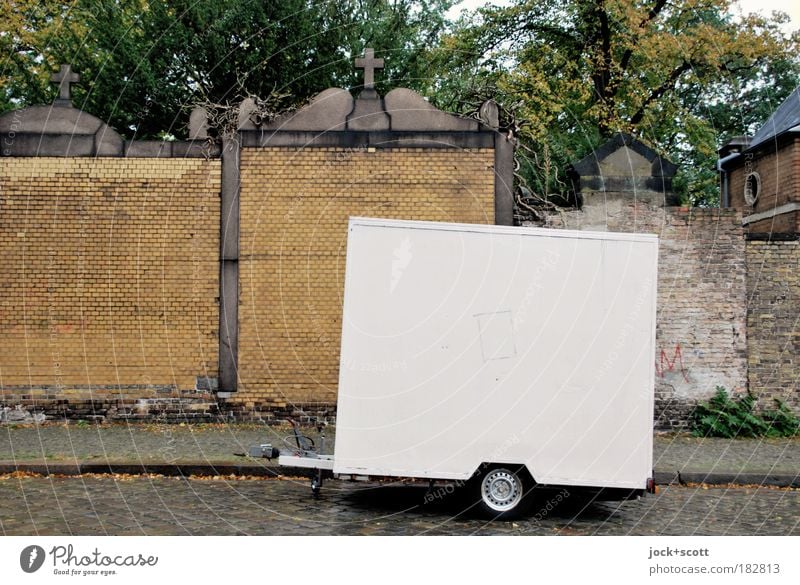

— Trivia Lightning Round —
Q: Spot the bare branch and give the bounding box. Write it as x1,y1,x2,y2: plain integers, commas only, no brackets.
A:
630,60,693,125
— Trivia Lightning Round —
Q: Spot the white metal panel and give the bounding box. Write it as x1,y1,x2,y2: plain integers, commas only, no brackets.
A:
278,454,335,470
334,217,658,489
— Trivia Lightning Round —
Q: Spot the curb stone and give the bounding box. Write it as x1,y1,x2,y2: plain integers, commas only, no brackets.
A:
1,461,795,488
0,460,330,480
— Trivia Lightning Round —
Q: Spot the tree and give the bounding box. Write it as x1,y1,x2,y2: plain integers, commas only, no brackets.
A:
0,0,454,138
426,0,800,207
0,1,84,107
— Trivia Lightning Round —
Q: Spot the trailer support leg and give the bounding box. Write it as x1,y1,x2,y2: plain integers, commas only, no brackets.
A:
311,469,324,497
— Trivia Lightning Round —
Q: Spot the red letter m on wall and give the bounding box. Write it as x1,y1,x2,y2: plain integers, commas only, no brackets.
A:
655,344,689,383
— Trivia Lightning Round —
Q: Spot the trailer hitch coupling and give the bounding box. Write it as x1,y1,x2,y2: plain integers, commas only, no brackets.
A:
247,444,280,459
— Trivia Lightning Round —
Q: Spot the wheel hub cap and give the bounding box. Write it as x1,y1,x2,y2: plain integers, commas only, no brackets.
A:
481,470,523,512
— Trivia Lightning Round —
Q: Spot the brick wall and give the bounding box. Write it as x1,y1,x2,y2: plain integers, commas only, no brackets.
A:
0,157,220,419
728,139,800,234
748,211,796,235
545,203,748,429
236,146,495,410
746,239,800,412
653,208,748,428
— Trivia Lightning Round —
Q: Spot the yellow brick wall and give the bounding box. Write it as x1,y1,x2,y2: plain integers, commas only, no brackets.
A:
238,147,496,407
0,157,220,399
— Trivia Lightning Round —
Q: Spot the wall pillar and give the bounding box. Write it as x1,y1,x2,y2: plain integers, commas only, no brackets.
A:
219,137,240,394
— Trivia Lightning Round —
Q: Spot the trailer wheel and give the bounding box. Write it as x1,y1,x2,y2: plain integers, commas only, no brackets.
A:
476,467,528,518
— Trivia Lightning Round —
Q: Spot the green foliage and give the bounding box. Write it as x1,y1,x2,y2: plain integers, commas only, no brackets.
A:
426,0,800,207
2,0,800,205
761,400,800,437
690,386,800,438
0,0,454,138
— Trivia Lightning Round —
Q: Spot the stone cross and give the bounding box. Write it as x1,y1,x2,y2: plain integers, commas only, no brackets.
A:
355,48,383,90
51,64,80,105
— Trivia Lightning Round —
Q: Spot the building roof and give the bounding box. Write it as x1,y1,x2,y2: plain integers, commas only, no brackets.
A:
570,133,677,178
749,86,800,148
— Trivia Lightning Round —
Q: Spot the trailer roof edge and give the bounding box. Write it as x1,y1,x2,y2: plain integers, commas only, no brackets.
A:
347,216,659,244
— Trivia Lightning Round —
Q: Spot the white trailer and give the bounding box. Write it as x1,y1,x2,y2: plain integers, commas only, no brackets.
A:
276,217,659,517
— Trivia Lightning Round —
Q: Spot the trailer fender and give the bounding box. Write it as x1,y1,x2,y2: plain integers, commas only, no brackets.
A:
471,462,536,485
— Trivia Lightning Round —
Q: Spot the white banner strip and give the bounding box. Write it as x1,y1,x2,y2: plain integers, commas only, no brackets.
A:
1,536,798,583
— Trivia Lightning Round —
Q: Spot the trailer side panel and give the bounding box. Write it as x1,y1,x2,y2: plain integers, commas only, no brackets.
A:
334,218,658,489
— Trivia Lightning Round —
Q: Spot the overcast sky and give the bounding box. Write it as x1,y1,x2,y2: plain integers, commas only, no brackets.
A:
735,0,799,31
448,1,799,33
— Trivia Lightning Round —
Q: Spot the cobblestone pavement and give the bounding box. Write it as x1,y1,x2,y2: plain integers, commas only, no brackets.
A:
0,423,290,463
653,434,800,474
1,423,798,475
0,476,796,536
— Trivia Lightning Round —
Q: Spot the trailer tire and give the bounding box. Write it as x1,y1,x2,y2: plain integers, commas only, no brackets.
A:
473,466,530,519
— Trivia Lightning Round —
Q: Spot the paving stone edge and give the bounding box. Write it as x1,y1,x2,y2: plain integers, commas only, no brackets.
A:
0,460,326,479
1,461,796,487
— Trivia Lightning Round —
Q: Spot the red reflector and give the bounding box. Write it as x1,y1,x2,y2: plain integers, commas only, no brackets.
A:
646,477,657,494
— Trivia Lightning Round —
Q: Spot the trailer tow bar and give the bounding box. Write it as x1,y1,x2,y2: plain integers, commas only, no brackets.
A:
246,419,334,496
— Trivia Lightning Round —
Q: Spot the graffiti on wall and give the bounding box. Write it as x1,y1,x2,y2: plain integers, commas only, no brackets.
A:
655,343,689,383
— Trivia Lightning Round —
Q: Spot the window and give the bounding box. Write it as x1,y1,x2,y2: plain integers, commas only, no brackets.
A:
744,172,760,205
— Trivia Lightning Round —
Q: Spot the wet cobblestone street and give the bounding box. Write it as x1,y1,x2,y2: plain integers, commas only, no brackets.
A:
0,476,796,536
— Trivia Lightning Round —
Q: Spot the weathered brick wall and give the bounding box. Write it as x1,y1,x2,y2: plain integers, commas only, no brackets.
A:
545,203,748,429
0,157,221,419
749,210,796,235
728,139,800,234
729,140,800,211
236,146,495,410
653,208,748,428
746,239,800,412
